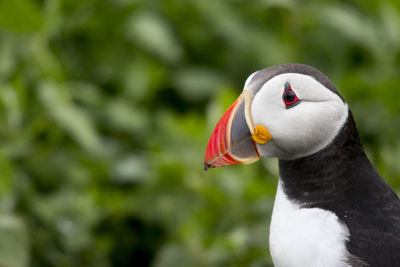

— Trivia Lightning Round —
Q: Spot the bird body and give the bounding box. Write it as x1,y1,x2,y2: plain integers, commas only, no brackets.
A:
204,64,400,266
270,180,350,267
276,112,400,266
273,112,400,266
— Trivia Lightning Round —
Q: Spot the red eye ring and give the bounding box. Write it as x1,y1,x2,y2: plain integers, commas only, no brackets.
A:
282,82,300,108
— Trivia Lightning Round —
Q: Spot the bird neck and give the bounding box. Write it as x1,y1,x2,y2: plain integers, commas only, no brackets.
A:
278,111,374,206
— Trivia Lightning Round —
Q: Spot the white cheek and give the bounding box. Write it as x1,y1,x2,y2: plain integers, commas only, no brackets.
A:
250,74,348,159
254,101,348,159
284,102,348,154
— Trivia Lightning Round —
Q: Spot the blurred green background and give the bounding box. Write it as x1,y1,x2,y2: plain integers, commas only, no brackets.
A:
0,0,399,266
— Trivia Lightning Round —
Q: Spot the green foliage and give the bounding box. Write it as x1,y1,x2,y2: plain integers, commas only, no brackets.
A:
0,0,399,266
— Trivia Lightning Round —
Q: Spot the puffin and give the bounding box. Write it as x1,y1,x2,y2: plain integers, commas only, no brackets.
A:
204,64,400,267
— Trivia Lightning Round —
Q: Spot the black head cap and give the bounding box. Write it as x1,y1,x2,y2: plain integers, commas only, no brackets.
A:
246,63,343,101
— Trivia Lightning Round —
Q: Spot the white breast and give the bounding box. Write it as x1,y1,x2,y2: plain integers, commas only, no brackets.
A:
269,180,350,267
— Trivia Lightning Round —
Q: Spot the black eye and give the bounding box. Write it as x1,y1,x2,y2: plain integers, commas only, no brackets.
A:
283,91,296,103
282,82,300,108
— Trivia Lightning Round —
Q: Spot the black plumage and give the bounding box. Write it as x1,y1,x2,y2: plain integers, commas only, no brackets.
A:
279,107,400,266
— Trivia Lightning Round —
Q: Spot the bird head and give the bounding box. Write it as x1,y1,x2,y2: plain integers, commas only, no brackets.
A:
204,64,349,170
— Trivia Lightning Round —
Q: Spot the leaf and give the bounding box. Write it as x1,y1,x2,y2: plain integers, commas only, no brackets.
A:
125,10,182,63
0,215,29,267
319,4,377,50
0,0,43,33
38,80,101,154
111,154,150,183
173,68,227,101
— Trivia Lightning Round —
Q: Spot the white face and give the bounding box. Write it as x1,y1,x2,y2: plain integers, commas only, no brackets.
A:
245,73,348,160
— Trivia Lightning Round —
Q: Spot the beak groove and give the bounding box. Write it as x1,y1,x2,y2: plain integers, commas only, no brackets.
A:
204,97,242,170
204,91,262,170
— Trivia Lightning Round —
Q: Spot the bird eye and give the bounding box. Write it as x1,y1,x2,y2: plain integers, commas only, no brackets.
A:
282,82,300,109
283,91,296,103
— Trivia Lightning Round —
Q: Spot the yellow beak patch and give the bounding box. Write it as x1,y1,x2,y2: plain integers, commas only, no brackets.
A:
252,125,272,144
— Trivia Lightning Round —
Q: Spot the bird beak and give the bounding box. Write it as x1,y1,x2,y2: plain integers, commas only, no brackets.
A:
204,91,271,170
